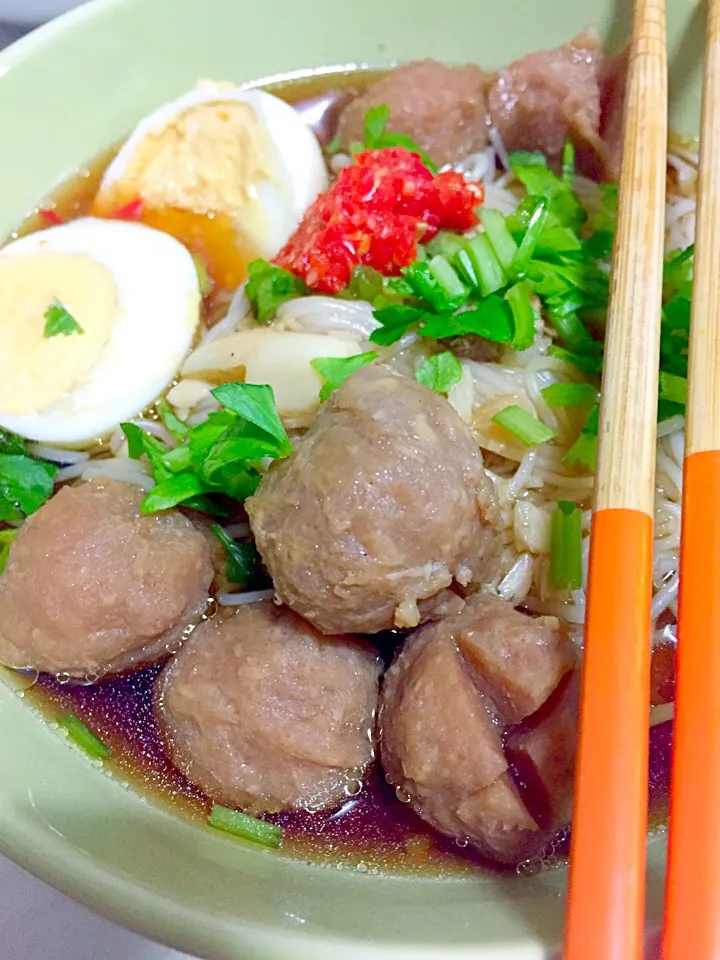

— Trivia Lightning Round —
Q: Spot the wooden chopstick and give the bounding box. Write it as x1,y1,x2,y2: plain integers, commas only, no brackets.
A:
563,1,667,958
663,1,720,955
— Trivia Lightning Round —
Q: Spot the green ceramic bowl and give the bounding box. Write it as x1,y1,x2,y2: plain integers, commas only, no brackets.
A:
0,0,702,956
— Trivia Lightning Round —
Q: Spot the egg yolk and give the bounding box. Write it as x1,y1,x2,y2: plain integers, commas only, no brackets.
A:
0,253,117,416
93,100,278,288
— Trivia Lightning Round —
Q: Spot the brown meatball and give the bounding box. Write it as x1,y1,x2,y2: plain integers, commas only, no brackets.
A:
379,593,577,864
337,60,490,167
155,601,381,813
0,479,213,678
487,31,606,172
246,365,499,635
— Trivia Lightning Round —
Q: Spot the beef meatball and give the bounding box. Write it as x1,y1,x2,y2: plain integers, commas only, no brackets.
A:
0,479,213,678
337,60,490,167
379,593,577,864
487,31,606,173
246,365,499,635
155,601,381,813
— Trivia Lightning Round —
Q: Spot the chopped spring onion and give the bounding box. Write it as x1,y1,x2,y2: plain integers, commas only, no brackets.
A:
548,310,601,356
562,140,575,185
0,528,19,575
479,208,518,271
208,804,283,849
659,371,688,406
43,298,84,338
541,382,598,408
425,230,467,261
192,254,213,297
506,282,535,351
311,351,378,401
550,500,583,590
422,294,514,344
548,345,604,375
403,259,467,314
461,234,506,297
491,405,556,446
511,198,549,278
60,711,111,760
415,351,463,394
563,404,599,472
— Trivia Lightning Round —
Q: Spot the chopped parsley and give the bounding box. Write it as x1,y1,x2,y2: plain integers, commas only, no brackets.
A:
43,298,84,338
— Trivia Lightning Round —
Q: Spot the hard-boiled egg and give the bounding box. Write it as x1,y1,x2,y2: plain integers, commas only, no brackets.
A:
93,83,328,288
0,217,200,444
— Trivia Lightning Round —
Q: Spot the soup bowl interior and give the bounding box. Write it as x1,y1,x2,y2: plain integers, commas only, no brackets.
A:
0,0,701,956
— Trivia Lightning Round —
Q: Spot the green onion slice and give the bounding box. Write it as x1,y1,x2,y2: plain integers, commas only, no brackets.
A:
491,405,556,446
541,382,599,408
550,500,583,590
208,805,283,849
60,711,111,760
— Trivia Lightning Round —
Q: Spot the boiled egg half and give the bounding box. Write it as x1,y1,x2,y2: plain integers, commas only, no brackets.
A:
0,217,200,445
93,84,328,288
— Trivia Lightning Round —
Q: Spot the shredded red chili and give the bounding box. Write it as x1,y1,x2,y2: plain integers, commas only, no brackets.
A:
38,207,64,226
109,197,144,221
274,147,484,293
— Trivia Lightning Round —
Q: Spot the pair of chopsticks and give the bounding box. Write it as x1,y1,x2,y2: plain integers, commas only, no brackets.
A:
564,0,720,957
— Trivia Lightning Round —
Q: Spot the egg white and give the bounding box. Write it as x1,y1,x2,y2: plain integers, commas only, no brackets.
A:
99,86,329,257
0,218,200,444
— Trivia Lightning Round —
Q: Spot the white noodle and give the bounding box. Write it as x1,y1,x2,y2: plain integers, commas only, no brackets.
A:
223,522,250,538
201,283,251,344
27,444,90,465
217,589,276,606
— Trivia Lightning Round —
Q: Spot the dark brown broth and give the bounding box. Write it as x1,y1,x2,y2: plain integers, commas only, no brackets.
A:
8,68,675,878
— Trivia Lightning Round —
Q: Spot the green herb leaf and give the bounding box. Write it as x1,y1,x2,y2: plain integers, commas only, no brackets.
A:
157,399,190,442
211,384,293,454
60,711,112,760
208,804,283,849
311,352,378,402
0,528,19,575
659,371,688,406
510,156,585,229
491,405,556,446
362,104,438,173
511,198,549,277
507,150,548,168
140,472,209,514
0,455,57,522
541,382,598,408
0,429,26,457
212,524,265,587
550,500,583,590
121,423,173,482
245,259,308,323
43,298,84,338
415,351,463,394
370,305,429,345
